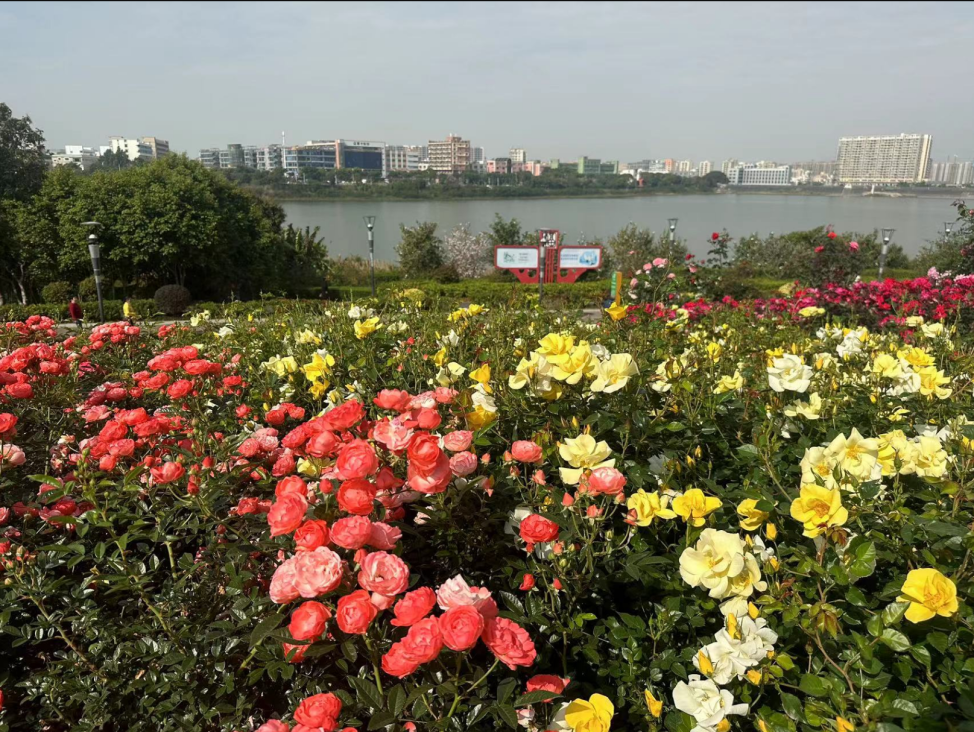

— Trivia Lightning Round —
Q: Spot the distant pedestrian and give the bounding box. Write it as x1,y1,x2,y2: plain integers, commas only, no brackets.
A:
68,297,83,328
123,297,137,325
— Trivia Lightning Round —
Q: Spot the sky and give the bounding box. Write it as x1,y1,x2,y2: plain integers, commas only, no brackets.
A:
2,1,973,164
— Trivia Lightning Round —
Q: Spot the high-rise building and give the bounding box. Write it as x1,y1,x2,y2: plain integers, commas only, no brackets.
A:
385,145,423,172
835,134,932,185
958,161,974,186
472,147,485,164
51,145,100,170
720,159,739,175
663,159,675,173
427,135,471,173
676,160,693,174
698,160,712,176
509,148,526,164
727,164,792,186
109,136,154,162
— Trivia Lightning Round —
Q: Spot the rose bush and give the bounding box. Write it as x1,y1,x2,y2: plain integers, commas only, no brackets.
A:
1,295,974,732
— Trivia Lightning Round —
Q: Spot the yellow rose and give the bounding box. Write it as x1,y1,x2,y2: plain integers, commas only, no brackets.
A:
627,490,677,526
605,302,629,321
897,568,958,623
836,717,856,732
590,354,639,393
561,693,614,732
789,484,848,538
354,317,382,340
918,366,952,399
737,498,769,531
468,363,492,393
713,371,744,394
644,690,663,719
672,488,722,527
558,434,614,484
538,333,574,357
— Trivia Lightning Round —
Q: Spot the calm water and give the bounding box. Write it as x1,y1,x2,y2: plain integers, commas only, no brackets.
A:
282,194,962,262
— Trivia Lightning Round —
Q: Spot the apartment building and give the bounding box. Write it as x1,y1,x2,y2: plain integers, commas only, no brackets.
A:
835,134,932,184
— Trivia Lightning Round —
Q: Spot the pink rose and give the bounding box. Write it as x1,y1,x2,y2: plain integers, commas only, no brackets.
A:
336,439,378,479
1,444,25,467
270,556,300,604
294,520,331,551
407,453,452,494
267,493,309,537
358,551,409,596
436,574,493,614
482,617,537,669
400,617,443,664
257,721,290,732
449,451,478,477
382,641,420,678
850,241,860,251
652,257,668,268
292,547,344,598
510,441,543,463
584,467,626,496
442,430,473,452
373,419,414,452
367,522,402,550
337,479,377,515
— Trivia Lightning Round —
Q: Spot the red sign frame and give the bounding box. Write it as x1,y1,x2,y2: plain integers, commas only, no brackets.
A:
494,245,541,284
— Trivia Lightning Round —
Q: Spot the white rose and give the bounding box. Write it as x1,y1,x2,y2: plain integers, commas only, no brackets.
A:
767,354,813,393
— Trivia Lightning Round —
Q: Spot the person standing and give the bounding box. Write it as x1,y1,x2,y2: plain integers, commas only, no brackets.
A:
123,297,137,325
68,297,83,328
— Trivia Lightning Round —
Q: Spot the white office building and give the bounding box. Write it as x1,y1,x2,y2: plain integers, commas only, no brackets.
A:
385,145,423,172
835,133,932,185
51,145,100,170
256,145,283,171
676,159,693,174
698,160,712,176
727,164,792,186
109,136,154,162
720,159,739,175
509,148,526,164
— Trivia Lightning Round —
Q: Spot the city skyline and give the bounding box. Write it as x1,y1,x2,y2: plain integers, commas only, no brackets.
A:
3,2,974,161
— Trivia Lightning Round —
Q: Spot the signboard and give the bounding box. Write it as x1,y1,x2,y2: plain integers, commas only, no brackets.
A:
495,246,540,269
558,246,602,269
539,229,560,247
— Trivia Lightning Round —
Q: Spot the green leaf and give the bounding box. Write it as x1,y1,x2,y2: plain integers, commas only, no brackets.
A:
910,645,932,668
781,692,804,722
776,653,796,671
848,541,876,579
367,710,396,730
514,690,560,707
799,674,829,697
349,676,383,711
926,631,949,653
882,602,909,626
249,613,284,647
867,614,883,637
496,677,517,705
493,704,518,729
891,698,919,717
387,684,407,717
881,629,911,652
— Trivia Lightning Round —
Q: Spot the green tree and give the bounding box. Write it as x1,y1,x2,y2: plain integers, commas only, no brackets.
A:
0,102,47,202
486,214,526,247
702,170,729,186
87,149,135,173
396,221,444,277
606,223,687,277
283,224,332,295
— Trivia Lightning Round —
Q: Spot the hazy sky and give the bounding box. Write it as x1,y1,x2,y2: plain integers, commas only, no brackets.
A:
3,1,973,163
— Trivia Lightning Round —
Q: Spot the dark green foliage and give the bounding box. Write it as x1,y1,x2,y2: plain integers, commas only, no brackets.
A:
40,281,73,304
395,222,444,278
154,284,193,315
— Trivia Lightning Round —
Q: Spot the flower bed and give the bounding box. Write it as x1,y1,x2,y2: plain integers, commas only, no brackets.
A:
1,299,973,732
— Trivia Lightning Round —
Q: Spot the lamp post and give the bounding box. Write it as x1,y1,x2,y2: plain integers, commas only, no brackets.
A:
667,217,678,258
879,227,895,280
363,216,376,297
944,221,953,243
82,221,104,322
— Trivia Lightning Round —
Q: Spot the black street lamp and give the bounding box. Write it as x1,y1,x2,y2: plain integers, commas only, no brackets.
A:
82,221,105,321
363,216,376,297
879,228,895,279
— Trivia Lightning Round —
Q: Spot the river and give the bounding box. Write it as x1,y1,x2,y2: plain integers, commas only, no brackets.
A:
281,193,964,262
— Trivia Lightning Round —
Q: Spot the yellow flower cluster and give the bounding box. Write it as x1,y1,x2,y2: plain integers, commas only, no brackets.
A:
509,333,637,400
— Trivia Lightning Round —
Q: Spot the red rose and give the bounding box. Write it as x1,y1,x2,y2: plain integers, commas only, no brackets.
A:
358,551,409,596
584,467,626,496
268,493,309,537
519,514,560,544
167,379,194,399
510,441,543,463
712,232,720,241
439,605,485,651
99,420,127,441
292,547,344,598
482,617,537,669
526,674,570,697
391,587,437,627
275,476,308,499
294,520,330,551
415,408,441,430
150,461,185,485
322,399,365,430
407,433,443,473
337,479,377,515
442,430,473,452
5,383,33,399
330,515,373,549
294,692,342,730
381,641,419,678
814,246,825,254
400,617,443,664
336,439,378,479
0,413,18,436
307,430,340,458
449,451,478,477
373,389,412,411
519,573,535,591
336,589,378,634
290,600,331,640
367,522,401,550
